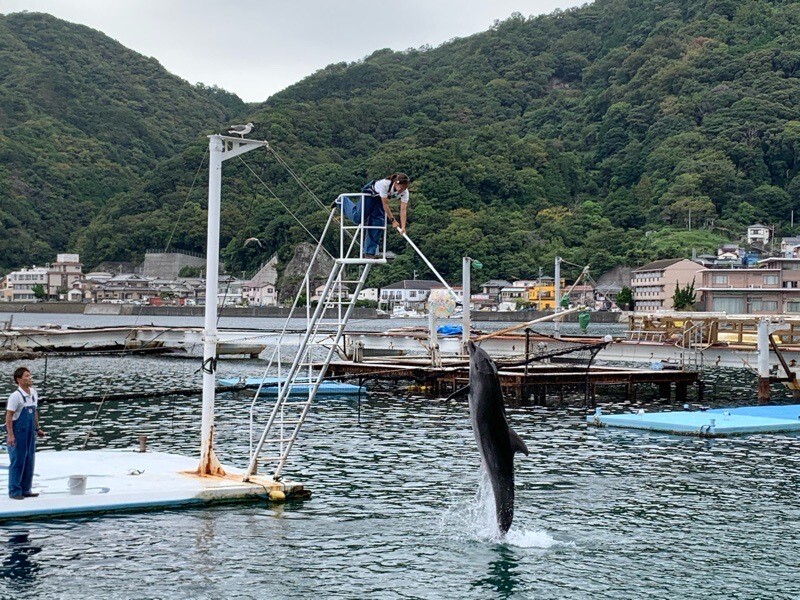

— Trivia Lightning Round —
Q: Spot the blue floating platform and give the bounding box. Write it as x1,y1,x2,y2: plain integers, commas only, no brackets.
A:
588,404,800,436
218,376,364,396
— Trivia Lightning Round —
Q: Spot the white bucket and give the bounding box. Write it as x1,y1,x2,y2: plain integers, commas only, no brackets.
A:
68,475,87,495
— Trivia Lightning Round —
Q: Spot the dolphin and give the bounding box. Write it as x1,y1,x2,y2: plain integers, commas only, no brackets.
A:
466,340,529,534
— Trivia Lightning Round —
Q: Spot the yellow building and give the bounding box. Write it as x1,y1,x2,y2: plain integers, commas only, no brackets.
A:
527,277,565,310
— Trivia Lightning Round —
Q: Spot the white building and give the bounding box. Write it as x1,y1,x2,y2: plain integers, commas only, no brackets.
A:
217,276,244,306
512,279,537,289
358,287,379,302
781,237,800,258
380,280,443,310
747,224,771,246
4,267,49,301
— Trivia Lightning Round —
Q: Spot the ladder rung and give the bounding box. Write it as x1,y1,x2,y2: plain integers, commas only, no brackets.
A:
260,456,286,462
263,437,296,443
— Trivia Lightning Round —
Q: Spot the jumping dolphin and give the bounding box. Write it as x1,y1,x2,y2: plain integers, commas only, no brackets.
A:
467,340,529,534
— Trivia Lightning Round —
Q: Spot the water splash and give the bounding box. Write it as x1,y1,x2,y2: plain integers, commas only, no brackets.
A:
439,469,567,549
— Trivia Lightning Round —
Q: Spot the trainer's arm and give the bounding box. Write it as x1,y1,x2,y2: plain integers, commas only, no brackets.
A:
399,202,407,233
5,410,14,447
381,196,396,224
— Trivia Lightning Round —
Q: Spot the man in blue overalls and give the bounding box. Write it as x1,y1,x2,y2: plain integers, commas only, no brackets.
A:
5,366,45,499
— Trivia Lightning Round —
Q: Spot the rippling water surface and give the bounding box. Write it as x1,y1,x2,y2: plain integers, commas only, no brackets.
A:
2,314,800,598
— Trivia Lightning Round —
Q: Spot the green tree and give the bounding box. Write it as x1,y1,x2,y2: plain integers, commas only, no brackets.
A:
672,279,697,310
31,284,46,300
615,287,633,310
178,266,202,277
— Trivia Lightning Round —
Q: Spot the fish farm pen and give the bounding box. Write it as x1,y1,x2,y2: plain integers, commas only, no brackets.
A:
325,357,701,407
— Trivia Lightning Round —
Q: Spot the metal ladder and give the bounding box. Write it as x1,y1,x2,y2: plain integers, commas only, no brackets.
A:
678,322,706,371
244,194,386,480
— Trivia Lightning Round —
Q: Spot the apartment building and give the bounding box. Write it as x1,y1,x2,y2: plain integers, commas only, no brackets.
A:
4,267,49,301
698,257,800,314
631,258,705,311
47,253,83,299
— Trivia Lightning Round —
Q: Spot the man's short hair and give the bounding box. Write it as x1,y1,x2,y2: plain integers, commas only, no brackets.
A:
13,367,30,384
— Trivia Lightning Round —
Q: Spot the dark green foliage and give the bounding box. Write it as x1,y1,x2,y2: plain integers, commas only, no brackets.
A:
0,12,246,269
673,278,697,310
616,286,633,310
5,2,800,285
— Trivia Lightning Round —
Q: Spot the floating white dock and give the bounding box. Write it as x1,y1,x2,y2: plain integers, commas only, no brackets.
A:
0,449,307,521
588,404,800,436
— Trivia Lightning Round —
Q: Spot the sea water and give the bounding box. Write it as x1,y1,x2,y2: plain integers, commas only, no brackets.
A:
0,314,799,598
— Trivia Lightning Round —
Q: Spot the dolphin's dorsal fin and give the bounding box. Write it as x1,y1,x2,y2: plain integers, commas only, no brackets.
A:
445,385,470,401
508,426,529,456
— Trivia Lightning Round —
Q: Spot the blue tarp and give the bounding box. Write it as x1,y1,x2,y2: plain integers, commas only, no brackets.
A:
436,324,462,336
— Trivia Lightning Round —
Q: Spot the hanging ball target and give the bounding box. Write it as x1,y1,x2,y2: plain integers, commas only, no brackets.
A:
427,288,456,318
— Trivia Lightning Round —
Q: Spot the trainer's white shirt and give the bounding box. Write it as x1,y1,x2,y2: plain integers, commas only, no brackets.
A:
373,178,409,203
6,387,37,421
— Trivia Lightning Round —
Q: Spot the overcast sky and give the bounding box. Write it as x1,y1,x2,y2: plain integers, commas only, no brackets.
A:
3,0,585,102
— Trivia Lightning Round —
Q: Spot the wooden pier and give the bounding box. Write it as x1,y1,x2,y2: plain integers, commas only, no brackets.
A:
326,358,701,406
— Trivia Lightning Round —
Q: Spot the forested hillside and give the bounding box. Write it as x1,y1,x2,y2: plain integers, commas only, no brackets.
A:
0,12,246,271
5,1,800,286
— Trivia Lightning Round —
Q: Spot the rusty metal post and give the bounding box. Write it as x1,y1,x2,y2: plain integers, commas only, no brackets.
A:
758,378,771,405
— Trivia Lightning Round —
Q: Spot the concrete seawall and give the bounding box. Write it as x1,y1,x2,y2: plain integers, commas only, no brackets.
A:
0,302,86,314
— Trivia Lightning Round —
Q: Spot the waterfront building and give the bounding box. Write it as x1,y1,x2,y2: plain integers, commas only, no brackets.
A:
527,276,557,310
631,259,705,311
698,257,800,314
357,288,379,303
479,279,512,302
380,280,443,311
4,266,49,301
47,253,83,300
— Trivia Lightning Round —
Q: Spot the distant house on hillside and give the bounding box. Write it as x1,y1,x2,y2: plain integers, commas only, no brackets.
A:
747,224,771,246
781,237,800,258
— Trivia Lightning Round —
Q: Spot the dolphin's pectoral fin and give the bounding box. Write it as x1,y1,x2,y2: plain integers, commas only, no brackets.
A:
444,385,470,401
508,426,529,456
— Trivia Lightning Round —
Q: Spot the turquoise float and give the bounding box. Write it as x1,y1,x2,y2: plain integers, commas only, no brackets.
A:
219,376,364,396
588,404,800,436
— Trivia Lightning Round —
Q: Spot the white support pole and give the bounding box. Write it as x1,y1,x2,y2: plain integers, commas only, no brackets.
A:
554,256,562,339
199,135,224,476
198,134,267,476
757,317,770,379
462,257,471,353
428,309,438,367
757,317,771,404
